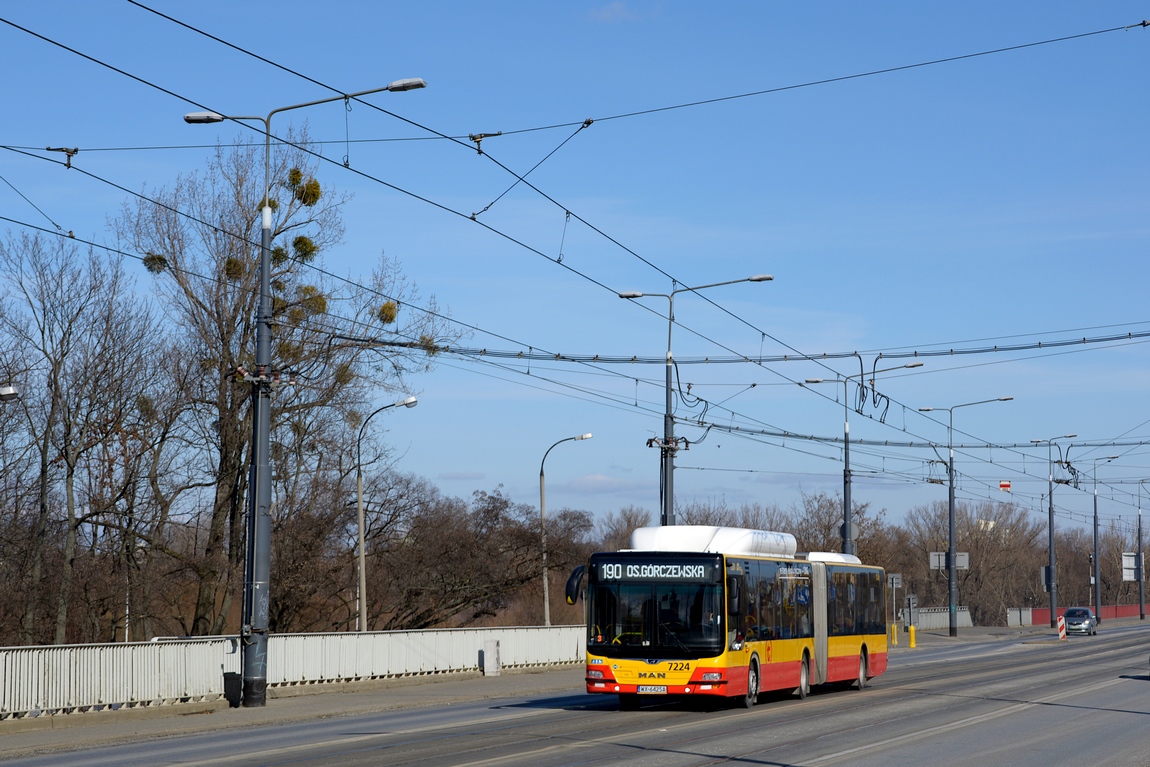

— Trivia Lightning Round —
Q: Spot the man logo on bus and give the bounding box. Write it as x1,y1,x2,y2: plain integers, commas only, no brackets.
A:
638,672,667,679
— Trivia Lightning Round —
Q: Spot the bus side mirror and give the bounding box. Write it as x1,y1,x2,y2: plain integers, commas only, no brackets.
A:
727,575,741,615
565,565,587,605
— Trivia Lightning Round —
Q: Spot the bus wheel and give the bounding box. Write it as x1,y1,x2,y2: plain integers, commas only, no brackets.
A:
739,661,759,709
856,650,868,690
619,693,640,711
797,655,810,700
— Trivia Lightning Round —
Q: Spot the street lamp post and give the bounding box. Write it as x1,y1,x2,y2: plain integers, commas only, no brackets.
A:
185,77,426,707
1138,482,1145,622
918,397,1012,637
619,275,772,526
1090,455,1118,624
539,433,592,626
355,395,417,632
1031,434,1076,629
805,360,923,557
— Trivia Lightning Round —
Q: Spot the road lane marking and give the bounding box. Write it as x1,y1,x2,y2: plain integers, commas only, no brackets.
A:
801,675,1126,765
165,707,561,766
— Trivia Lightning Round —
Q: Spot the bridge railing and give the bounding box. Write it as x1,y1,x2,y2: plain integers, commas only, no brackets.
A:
0,626,584,719
268,625,583,685
0,637,236,718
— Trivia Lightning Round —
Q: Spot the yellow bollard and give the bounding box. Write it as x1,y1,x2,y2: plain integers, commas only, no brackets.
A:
908,625,916,648
889,624,898,646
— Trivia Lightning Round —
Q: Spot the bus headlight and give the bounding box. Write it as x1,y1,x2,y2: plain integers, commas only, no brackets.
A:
587,669,605,679
701,672,723,681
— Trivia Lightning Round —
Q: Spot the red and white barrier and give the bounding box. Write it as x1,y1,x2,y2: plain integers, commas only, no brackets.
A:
1057,615,1066,640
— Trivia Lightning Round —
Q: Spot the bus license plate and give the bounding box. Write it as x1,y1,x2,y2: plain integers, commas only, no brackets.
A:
638,685,668,694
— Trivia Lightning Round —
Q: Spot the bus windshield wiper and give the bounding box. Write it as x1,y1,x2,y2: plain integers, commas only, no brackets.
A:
659,623,690,652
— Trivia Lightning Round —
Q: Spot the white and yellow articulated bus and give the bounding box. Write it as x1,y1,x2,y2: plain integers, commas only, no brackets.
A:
566,526,887,709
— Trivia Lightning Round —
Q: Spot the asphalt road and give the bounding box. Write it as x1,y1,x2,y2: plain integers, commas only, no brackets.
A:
3,621,1149,766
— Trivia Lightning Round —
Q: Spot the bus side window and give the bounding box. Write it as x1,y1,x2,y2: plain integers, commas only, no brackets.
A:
869,572,885,633
796,582,812,638
777,577,791,639
828,569,844,636
745,562,759,641
758,562,776,640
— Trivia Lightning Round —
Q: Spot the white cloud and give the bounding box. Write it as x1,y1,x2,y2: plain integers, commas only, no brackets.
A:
589,2,639,23
567,473,651,495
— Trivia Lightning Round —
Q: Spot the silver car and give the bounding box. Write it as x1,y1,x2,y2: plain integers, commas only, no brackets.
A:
1063,607,1098,635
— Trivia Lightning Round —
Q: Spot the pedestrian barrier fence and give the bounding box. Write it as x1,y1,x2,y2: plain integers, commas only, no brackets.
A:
1006,608,1032,627
900,606,973,631
0,625,584,719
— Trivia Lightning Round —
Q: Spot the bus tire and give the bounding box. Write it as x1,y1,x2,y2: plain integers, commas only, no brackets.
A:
619,693,640,711
856,649,868,690
797,654,810,700
738,660,759,709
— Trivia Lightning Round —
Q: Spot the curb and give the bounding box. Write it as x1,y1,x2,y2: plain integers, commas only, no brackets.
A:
0,699,230,735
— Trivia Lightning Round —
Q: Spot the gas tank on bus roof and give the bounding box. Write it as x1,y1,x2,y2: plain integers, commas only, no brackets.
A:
803,551,864,564
627,526,797,558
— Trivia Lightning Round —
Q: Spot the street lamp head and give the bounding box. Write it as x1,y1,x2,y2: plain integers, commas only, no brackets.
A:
748,274,773,282
999,397,1014,401
618,291,643,299
904,361,924,369
386,77,428,92
576,433,593,441
1032,434,1076,444
184,111,226,124
0,385,17,402
918,407,935,412
805,378,825,385
395,395,418,408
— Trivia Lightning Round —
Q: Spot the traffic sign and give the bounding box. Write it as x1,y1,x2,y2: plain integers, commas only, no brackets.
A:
930,552,969,570
1122,552,1142,582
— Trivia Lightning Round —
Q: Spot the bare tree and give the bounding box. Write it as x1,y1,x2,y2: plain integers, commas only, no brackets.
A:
0,285,39,643
368,484,541,630
678,499,790,531
789,491,881,555
595,505,653,551
51,256,158,643
1098,519,1141,608
113,134,449,635
902,500,1046,625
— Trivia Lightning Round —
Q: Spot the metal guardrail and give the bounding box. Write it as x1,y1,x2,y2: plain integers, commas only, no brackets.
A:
0,626,585,719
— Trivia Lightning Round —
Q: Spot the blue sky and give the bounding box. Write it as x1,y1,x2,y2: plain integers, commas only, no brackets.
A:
3,2,1150,538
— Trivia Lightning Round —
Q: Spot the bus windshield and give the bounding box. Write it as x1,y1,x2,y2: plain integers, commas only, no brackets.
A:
586,554,725,660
